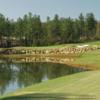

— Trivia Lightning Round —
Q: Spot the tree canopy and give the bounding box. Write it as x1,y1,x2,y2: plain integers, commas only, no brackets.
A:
0,12,98,47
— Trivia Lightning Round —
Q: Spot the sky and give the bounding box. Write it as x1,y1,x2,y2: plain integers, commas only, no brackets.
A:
0,0,100,21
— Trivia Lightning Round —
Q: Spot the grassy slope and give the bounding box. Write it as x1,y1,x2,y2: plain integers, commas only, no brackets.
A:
1,71,100,100
76,50,100,65
72,49,100,69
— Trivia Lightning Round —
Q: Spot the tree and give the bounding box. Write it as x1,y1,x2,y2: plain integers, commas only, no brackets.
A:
85,13,97,39
32,15,43,46
52,14,61,44
78,13,85,41
14,17,24,45
61,17,74,43
43,17,54,45
96,22,100,40
0,12,99,47
0,14,5,37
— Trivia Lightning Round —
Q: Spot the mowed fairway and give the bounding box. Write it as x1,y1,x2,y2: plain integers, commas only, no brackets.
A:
1,71,100,100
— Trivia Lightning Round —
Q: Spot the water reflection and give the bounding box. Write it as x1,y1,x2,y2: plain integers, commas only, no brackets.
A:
0,62,85,96
0,56,74,63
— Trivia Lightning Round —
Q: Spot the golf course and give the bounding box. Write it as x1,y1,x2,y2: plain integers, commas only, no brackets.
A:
0,41,100,100
0,0,100,100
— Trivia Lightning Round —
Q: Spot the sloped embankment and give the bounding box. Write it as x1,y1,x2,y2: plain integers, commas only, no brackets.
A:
1,71,100,100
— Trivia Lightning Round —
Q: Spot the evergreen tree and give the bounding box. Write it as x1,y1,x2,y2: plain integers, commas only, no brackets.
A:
78,13,85,40
85,13,97,39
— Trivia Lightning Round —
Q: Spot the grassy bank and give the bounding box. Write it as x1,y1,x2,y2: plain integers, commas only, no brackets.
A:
0,47,100,70
11,41,100,50
1,71,100,100
71,49,100,69
0,40,100,50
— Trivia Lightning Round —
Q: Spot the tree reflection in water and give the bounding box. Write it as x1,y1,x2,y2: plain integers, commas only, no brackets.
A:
0,62,85,95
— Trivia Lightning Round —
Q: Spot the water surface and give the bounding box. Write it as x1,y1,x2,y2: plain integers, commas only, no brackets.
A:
0,60,85,95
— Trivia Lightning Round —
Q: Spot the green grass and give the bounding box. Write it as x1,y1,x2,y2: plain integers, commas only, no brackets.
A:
76,50,100,65
70,49,100,69
0,40,100,51
14,41,100,50
1,71,100,100
4,40,100,50
11,44,72,50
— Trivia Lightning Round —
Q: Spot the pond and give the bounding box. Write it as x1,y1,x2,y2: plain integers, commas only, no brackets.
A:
0,57,86,96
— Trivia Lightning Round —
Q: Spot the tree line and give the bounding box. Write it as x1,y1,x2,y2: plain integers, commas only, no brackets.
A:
0,12,99,47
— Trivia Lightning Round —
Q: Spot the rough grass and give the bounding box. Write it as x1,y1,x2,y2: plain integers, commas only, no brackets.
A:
12,41,100,50
1,40,99,50
71,49,100,69
1,71,100,100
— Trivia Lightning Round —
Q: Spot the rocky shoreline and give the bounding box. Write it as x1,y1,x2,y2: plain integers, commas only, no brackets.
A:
0,45,99,56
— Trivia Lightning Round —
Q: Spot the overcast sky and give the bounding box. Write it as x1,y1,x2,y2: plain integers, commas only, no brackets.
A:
0,0,100,21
